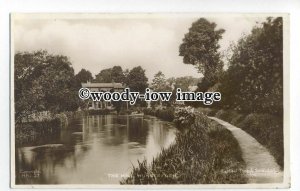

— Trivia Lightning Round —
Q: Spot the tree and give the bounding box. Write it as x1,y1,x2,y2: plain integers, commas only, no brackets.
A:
151,71,172,92
95,66,126,84
95,68,112,83
174,76,199,91
74,69,93,88
220,17,283,115
111,66,125,83
179,18,225,84
126,66,148,93
14,50,79,123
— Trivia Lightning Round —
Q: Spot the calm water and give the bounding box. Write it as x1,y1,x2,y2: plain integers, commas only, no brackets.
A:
16,114,177,184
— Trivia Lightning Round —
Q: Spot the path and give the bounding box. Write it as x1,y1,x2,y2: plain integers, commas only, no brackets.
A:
208,117,283,183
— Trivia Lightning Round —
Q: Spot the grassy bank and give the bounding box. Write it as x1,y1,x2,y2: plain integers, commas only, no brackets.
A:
16,110,86,146
198,108,284,169
121,111,247,184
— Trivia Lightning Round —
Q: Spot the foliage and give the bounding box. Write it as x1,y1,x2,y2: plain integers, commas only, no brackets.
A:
238,113,283,168
111,66,126,83
179,18,225,84
126,66,148,93
14,50,79,123
95,66,126,83
74,69,93,88
173,107,196,130
15,118,61,146
208,109,283,169
121,113,247,184
220,17,283,115
151,71,172,92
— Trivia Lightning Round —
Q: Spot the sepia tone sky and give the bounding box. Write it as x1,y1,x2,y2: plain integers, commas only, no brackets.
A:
13,14,267,80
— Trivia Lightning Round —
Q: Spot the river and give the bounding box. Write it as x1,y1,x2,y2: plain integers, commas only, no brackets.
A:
15,114,177,184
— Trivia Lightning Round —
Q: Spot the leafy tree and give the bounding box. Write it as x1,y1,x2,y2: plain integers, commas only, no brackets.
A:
95,68,112,83
14,50,79,123
151,71,172,92
111,66,125,83
126,66,148,93
74,69,93,88
179,18,225,84
95,66,126,84
220,17,283,115
75,69,93,83
174,76,199,91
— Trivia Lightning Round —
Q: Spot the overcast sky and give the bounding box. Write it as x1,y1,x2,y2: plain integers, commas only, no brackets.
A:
13,14,267,81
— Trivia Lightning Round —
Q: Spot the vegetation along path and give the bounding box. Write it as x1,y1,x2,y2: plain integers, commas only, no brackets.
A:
208,117,283,183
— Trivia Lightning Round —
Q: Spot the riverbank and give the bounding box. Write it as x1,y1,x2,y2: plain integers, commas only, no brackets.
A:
198,108,284,169
16,110,87,146
121,109,247,184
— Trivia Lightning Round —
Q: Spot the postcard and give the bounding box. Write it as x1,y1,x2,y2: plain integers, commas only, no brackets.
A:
10,13,290,188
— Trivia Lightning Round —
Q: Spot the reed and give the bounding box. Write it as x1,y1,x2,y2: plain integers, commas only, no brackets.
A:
121,112,247,184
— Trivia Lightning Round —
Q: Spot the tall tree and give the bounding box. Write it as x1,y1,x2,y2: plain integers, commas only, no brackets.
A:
95,66,125,84
74,69,93,88
126,66,148,93
179,18,225,84
111,66,125,83
220,17,283,115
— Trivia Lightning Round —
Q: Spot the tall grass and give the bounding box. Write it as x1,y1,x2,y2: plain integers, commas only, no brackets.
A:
121,113,247,184
15,118,61,146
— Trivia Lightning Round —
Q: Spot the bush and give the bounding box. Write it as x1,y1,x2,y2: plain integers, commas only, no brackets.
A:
174,107,196,130
15,118,61,146
214,109,244,126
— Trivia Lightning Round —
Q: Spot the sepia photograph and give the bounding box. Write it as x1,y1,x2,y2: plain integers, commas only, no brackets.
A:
10,13,289,188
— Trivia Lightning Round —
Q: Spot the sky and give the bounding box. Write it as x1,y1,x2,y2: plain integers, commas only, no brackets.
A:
13,14,267,81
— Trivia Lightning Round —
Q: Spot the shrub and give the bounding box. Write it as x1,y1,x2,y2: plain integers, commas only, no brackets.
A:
15,118,61,146
173,107,196,130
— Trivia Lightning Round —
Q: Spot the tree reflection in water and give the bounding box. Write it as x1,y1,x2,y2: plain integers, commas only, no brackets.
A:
15,114,177,184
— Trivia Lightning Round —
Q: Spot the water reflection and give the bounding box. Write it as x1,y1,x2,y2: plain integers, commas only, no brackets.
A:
16,115,177,184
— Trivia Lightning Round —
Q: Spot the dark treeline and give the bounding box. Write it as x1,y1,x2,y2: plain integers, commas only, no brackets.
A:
14,51,150,123
15,17,283,123
181,17,283,116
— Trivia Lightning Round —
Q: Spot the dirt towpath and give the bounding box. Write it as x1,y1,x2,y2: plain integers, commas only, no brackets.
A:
208,117,283,183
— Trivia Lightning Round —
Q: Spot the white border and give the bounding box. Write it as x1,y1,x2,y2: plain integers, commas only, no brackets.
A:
10,13,290,189
0,0,299,190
